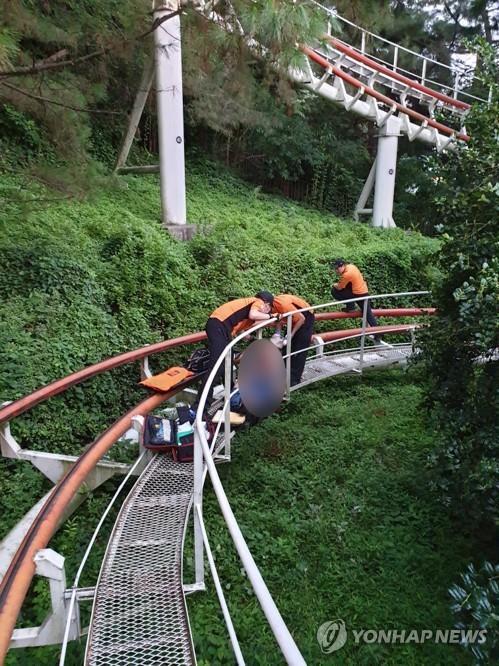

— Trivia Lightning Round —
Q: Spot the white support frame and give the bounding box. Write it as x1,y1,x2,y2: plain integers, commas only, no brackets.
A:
9,549,84,649
0,414,145,589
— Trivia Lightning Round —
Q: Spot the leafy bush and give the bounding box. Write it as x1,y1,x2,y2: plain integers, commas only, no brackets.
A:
449,561,499,664
418,42,499,526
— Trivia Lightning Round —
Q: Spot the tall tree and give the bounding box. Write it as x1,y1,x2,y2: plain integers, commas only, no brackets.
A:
419,40,498,525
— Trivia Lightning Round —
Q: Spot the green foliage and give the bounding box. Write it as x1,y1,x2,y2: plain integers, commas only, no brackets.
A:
418,41,499,526
0,158,436,455
449,561,499,664
187,372,475,665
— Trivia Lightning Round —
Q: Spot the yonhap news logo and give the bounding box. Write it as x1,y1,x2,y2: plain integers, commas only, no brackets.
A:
317,620,487,653
317,620,347,653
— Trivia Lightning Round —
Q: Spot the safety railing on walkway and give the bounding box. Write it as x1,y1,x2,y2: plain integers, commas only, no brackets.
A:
191,291,429,663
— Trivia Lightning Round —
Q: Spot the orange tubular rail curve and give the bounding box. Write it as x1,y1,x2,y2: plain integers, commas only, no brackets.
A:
327,37,470,111
0,377,196,662
301,46,470,142
318,323,419,342
0,310,435,426
0,331,206,425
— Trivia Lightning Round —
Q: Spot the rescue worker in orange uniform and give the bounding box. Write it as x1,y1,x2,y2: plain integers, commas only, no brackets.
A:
331,258,381,342
273,293,315,386
196,292,275,406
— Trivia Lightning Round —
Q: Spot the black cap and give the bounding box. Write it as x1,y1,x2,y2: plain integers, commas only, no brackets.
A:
255,291,274,305
332,258,346,269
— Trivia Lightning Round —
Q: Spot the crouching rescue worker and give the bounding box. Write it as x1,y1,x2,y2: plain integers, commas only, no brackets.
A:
331,259,381,343
273,293,315,386
196,292,275,407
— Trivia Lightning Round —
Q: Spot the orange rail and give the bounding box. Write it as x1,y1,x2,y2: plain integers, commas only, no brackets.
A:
0,309,435,427
0,378,196,661
302,46,470,142
0,332,206,425
328,37,470,111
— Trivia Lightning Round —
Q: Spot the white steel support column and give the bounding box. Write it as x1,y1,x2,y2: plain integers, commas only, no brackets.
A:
153,1,186,225
372,118,399,229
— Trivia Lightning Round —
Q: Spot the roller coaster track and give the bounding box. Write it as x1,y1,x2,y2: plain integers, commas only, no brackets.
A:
199,1,489,152
0,295,436,663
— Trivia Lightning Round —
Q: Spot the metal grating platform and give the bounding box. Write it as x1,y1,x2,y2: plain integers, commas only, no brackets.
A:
295,344,412,389
85,455,195,666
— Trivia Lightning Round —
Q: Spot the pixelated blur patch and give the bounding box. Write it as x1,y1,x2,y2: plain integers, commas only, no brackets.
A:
238,339,286,417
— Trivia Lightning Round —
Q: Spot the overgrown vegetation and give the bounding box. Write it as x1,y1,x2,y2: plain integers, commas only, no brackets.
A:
417,40,499,663
0,160,437,455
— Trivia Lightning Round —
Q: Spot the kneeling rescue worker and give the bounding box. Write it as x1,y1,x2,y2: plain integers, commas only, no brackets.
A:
196,292,275,406
331,258,381,343
273,293,315,386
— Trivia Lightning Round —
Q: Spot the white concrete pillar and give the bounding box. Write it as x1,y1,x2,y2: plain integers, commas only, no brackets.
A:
153,2,186,225
372,118,399,228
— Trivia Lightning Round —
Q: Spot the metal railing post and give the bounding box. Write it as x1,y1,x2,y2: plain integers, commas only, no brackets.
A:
224,353,232,459
358,297,368,372
392,46,399,72
193,429,205,589
420,58,427,86
285,314,292,398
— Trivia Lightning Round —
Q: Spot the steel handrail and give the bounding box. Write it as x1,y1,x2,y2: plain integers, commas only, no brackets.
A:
193,291,430,663
309,0,488,95
303,46,470,141
328,39,487,105
59,452,147,664
284,324,418,361
326,37,470,110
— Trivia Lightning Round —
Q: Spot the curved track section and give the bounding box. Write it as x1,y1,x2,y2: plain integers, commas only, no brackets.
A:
85,455,195,666
0,381,196,662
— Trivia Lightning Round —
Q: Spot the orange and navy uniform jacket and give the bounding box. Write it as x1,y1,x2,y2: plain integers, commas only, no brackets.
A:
210,297,267,336
336,264,368,294
273,294,312,326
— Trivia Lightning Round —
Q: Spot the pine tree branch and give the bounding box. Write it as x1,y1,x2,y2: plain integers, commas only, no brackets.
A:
0,9,182,78
0,81,125,115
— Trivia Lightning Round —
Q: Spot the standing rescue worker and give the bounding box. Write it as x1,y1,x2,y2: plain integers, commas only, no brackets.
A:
196,292,275,406
331,258,381,342
273,293,315,386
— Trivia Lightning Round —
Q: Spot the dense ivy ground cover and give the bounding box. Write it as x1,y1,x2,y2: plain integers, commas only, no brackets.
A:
0,161,437,457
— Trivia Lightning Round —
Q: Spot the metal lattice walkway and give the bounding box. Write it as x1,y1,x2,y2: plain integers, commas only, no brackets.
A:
85,455,195,666
85,344,411,665
296,344,412,390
